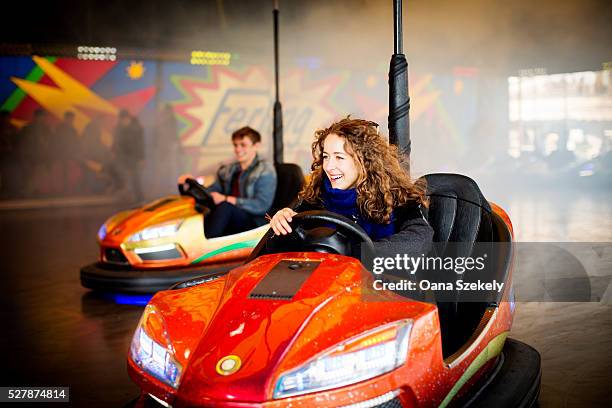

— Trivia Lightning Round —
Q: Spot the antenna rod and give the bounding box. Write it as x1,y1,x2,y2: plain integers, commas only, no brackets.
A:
388,0,411,161
394,0,403,54
272,0,284,165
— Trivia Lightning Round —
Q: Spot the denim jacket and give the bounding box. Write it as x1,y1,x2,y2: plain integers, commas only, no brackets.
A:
208,155,277,221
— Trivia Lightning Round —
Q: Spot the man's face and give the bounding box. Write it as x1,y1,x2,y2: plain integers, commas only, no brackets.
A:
233,136,259,166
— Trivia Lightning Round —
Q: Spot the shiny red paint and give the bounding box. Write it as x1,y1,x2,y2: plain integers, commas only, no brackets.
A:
128,203,516,408
491,202,514,237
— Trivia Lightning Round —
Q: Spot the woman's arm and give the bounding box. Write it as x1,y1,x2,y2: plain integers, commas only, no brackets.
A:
269,200,321,235
270,207,298,235
374,204,434,257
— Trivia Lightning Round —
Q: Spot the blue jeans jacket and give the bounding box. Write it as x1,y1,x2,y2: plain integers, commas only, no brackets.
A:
207,155,277,223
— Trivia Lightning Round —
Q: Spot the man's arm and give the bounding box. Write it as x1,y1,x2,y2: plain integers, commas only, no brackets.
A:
234,168,277,215
177,172,223,193
206,175,223,194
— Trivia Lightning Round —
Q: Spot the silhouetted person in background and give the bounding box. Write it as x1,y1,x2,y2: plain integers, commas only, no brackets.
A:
82,114,121,194
0,111,15,153
153,104,181,195
0,110,18,197
17,108,51,196
55,111,80,194
56,111,78,156
546,130,576,171
113,110,144,202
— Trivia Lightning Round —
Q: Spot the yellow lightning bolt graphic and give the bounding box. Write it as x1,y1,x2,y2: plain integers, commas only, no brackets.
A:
11,56,119,145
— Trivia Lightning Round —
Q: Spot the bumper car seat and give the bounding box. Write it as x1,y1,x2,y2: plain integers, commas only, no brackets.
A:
423,173,511,357
271,163,305,214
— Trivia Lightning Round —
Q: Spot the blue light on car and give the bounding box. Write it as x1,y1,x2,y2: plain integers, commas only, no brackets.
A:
114,293,153,306
98,224,107,240
130,327,182,389
130,305,183,389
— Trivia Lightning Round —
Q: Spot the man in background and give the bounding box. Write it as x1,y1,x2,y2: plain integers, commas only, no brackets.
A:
178,126,277,238
113,109,144,202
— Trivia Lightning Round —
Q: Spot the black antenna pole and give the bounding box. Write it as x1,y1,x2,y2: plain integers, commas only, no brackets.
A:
388,0,411,159
273,0,284,165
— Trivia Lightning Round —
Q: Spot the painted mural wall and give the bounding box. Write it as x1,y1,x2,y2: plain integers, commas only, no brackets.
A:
0,55,496,201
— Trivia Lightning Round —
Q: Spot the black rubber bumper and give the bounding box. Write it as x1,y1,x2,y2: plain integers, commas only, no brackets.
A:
80,261,239,293
468,338,541,408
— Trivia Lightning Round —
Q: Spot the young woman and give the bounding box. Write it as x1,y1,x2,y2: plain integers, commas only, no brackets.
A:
270,117,433,255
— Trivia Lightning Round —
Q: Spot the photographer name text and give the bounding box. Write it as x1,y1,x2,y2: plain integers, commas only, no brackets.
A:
373,279,505,293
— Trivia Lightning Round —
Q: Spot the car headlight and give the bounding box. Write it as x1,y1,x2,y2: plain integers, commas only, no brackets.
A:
273,320,412,399
97,224,107,240
129,304,183,389
129,220,182,242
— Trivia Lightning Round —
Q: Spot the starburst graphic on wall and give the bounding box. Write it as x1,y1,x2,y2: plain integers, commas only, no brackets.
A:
353,74,442,125
171,66,342,171
172,66,271,147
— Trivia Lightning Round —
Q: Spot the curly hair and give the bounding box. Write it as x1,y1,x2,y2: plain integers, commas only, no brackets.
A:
300,117,428,224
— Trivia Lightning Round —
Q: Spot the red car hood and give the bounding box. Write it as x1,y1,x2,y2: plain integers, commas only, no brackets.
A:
154,253,431,405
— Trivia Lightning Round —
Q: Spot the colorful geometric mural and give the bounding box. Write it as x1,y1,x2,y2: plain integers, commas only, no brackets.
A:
3,57,155,134
0,56,158,198
1,55,488,200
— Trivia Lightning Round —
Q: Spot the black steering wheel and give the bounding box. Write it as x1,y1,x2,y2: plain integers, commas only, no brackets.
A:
178,178,216,209
247,210,375,261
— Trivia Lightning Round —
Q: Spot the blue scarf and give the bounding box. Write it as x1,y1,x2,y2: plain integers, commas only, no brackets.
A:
321,176,395,240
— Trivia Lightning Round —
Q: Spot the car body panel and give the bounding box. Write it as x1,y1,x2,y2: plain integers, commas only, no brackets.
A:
97,195,268,270
128,219,515,408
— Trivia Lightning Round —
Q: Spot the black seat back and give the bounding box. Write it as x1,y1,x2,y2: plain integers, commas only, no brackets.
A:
423,173,493,248
271,163,304,214
422,173,495,358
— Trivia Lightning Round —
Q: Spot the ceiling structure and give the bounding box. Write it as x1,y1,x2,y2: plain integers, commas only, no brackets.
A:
1,0,610,74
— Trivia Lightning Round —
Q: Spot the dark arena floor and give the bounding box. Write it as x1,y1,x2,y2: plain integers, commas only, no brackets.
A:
1,189,611,407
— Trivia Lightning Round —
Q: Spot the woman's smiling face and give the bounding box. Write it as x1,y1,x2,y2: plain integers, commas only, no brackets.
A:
322,133,360,190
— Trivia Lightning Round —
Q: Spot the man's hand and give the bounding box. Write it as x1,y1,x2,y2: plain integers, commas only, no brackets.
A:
210,192,227,205
270,208,298,235
177,173,194,185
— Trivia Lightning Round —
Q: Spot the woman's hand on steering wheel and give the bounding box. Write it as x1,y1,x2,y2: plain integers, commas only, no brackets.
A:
258,210,376,259
270,207,298,235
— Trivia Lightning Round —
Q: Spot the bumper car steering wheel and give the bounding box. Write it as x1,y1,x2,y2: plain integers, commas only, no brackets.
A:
178,178,216,210
250,210,375,260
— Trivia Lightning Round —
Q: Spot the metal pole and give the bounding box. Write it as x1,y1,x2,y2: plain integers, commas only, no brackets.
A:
272,0,284,165
394,0,402,54
388,0,411,161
